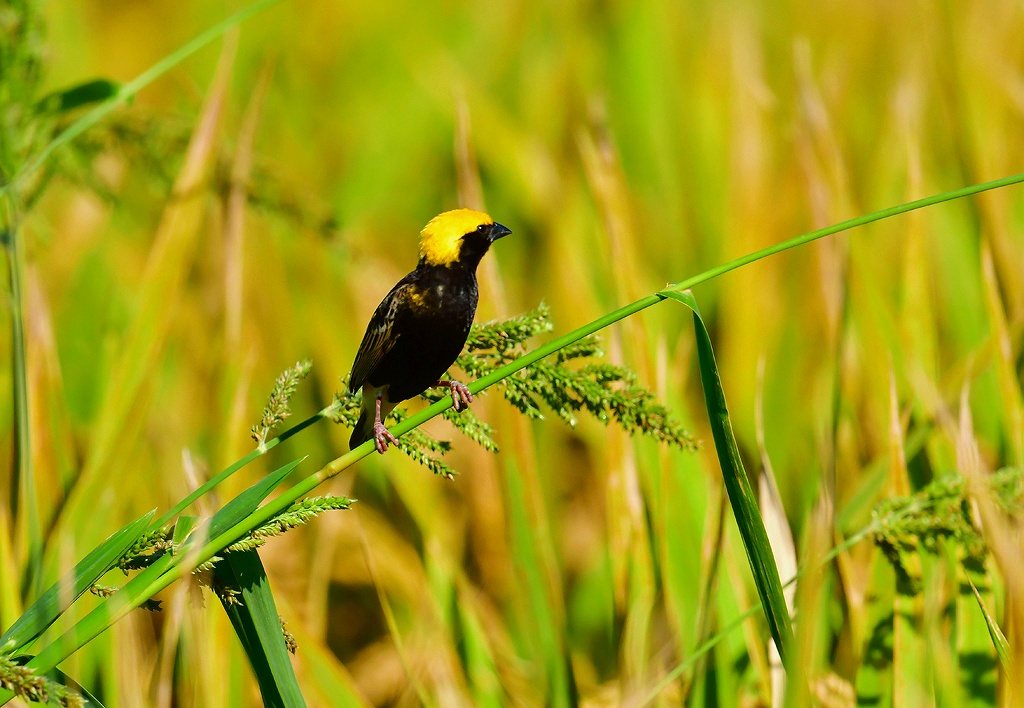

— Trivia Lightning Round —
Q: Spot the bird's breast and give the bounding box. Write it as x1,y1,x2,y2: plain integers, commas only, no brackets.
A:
409,275,477,315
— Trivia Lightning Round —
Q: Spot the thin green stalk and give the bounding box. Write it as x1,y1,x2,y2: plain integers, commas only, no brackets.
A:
1,0,286,546
679,290,795,662
11,171,1024,682
152,406,333,529
0,0,294,536
663,171,1024,293
0,0,283,199
639,518,885,707
388,172,1024,452
1,194,41,598
17,555,178,683
637,476,982,705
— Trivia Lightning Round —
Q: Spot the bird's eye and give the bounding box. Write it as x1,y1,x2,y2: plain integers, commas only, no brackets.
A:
476,224,488,233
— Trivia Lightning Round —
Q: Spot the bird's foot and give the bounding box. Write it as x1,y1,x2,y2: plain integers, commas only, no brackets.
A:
438,379,473,412
373,421,399,454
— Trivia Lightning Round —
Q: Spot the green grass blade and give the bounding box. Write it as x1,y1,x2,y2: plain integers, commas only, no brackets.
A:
153,411,327,529
1,214,41,599
0,460,301,693
662,172,1024,295
171,516,199,546
0,657,107,707
968,576,1009,670
5,171,1024,687
1,553,177,704
42,664,107,707
1,0,282,196
215,550,306,708
0,510,155,655
503,458,572,707
659,289,794,665
34,79,120,114
358,174,1024,466
454,596,504,707
198,458,304,543
642,500,888,704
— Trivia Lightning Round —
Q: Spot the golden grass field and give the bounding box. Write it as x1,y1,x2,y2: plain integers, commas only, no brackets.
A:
2,0,1024,705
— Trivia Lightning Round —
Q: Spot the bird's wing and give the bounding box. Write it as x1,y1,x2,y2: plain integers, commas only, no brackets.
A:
348,280,415,392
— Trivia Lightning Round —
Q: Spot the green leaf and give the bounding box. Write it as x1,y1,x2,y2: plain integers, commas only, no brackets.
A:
454,598,504,707
195,458,304,544
0,655,104,707
42,664,107,707
215,550,306,708
659,289,795,665
172,516,199,546
968,576,1009,670
2,0,284,196
152,410,326,529
35,79,121,114
0,510,155,655
503,458,573,707
0,460,303,700
12,552,179,696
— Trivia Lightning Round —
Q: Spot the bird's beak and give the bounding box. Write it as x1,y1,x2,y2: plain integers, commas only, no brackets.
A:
489,222,512,241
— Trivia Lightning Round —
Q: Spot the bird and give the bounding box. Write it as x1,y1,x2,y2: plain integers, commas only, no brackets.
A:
348,208,511,454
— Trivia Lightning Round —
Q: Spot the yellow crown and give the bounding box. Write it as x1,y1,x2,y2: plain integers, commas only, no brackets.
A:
419,208,494,266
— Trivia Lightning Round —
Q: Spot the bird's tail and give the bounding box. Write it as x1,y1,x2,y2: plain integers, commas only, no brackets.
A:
349,401,374,450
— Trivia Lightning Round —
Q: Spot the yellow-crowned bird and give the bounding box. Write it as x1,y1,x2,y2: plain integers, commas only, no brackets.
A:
348,208,511,453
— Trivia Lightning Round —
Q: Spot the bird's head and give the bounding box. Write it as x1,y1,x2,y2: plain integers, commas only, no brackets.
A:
418,208,511,268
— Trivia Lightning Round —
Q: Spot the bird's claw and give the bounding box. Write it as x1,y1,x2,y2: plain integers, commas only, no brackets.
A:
373,421,399,454
447,380,473,412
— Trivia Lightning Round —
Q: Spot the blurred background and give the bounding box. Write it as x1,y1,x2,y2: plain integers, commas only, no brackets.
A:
3,0,1024,704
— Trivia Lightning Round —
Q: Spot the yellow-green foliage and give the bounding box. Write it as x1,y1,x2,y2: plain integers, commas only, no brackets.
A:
1,0,1023,705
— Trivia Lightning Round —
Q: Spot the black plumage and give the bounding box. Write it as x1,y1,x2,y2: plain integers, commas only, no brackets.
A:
348,210,510,453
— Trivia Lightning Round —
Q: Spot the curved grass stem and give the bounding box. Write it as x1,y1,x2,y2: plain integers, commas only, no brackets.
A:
9,171,1024,686
0,0,283,201
2,193,41,599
